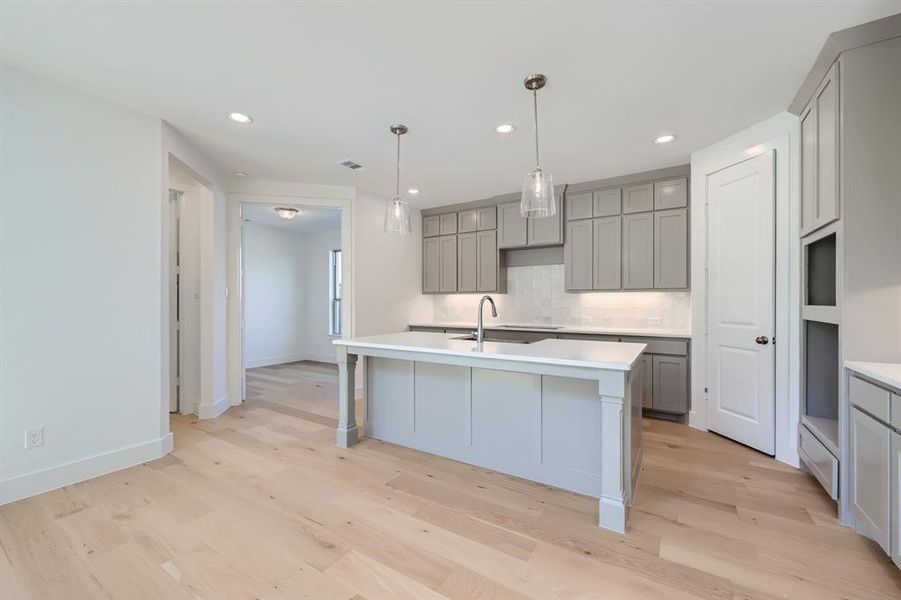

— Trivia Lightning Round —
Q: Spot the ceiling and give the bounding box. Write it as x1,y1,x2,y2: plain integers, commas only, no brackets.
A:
2,2,899,209
242,204,341,233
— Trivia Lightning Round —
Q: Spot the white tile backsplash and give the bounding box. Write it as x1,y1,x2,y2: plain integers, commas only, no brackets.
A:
432,264,691,329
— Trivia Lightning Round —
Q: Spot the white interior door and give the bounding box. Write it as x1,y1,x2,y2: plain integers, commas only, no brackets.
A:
706,151,776,454
168,190,181,413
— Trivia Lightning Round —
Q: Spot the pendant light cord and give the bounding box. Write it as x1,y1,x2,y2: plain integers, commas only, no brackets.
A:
395,132,401,199
533,89,540,168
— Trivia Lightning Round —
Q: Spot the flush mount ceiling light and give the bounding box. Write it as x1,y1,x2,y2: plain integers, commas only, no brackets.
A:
384,124,412,234
233,171,248,178
520,74,556,219
654,133,677,144
227,112,253,124
275,207,299,220
407,188,420,195
495,123,516,135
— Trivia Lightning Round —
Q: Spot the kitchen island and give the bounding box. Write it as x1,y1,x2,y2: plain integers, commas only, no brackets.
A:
333,331,645,532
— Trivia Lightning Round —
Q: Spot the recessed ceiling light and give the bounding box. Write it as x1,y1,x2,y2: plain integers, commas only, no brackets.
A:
654,134,676,144
227,112,253,124
407,188,420,195
275,207,299,220
495,123,516,135
233,171,248,178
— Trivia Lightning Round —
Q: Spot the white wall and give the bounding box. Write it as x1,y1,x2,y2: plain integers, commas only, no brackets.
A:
303,227,342,362
689,112,800,467
0,66,171,503
244,223,308,367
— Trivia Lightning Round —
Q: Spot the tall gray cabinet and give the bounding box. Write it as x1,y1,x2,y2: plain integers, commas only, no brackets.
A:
789,22,901,553
423,206,500,294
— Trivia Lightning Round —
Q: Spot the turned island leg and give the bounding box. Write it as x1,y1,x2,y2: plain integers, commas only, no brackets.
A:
336,346,359,448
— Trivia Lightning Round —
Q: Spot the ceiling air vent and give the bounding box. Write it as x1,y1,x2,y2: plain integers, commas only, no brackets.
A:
338,159,364,171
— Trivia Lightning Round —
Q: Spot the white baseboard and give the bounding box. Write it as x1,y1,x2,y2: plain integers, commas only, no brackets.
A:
197,395,230,419
0,433,174,506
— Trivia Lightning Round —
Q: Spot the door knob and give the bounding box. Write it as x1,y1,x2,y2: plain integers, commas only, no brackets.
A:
755,336,769,345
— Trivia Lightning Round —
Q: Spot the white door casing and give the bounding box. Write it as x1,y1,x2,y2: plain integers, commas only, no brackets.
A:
706,151,776,454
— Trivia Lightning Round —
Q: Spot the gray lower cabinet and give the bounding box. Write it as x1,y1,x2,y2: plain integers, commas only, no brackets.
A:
458,232,478,292
623,212,654,289
638,355,653,409
593,216,621,290
654,208,688,288
476,230,497,291
892,431,901,568
498,201,527,248
651,355,688,414
565,220,593,290
422,237,440,292
851,406,891,553
439,235,458,293
623,183,653,213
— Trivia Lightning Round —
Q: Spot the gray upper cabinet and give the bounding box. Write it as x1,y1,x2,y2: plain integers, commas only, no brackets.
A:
438,235,458,293
439,213,458,236
527,200,563,246
623,183,654,213
476,230,497,291
652,355,688,413
801,61,840,237
593,216,622,290
565,219,593,290
654,178,687,210
423,215,440,237
422,237,440,292
477,206,497,230
593,188,622,217
498,201,527,248
459,209,479,233
622,212,654,289
654,208,688,288
457,232,478,292
566,192,593,220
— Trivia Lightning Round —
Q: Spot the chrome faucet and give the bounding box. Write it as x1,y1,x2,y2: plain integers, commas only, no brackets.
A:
476,295,498,344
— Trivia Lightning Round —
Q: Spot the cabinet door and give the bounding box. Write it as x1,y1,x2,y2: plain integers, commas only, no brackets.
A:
423,215,440,237
477,206,497,230
623,183,653,213
459,209,478,233
594,188,621,217
565,219,593,290
622,212,654,289
892,431,901,568
439,213,458,235
851,407,891,553
439,235,458,293
800,101,818,235
457,232,477,292
654,208,688,288
423,237,440,292
815,61,839,231
654,178,687,210
639,355,653,410
593,216,621,290
567,191,593,220
652,355,687,413
476,230,497,291
527,201,563,246
498,201,527,248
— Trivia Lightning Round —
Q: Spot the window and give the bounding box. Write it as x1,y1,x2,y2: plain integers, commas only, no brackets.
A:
329,249,342,336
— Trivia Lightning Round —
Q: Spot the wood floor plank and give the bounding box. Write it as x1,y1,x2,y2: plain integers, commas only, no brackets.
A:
3,360,900,599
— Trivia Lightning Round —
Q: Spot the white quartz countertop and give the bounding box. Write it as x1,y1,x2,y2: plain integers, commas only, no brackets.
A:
845,361,901,391
408,321,691,339
334,331,646,371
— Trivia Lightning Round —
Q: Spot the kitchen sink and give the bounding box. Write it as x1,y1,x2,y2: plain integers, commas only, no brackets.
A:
453,334,532,344
495,324,561,330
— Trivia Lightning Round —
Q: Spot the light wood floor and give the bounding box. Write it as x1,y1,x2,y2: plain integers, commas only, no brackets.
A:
3,361,899,599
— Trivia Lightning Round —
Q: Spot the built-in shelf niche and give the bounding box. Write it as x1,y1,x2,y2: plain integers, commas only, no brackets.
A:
802,226,839,324
802,319,839,453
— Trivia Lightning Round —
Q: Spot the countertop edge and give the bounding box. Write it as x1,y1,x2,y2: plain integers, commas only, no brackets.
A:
845,361,901,391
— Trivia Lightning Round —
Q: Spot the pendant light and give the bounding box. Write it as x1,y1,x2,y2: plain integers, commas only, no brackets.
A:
520,74,556,218
383,124,412,234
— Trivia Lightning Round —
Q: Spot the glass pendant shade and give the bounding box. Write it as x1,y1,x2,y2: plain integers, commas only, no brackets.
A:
383,197,411,234
520,167,556,218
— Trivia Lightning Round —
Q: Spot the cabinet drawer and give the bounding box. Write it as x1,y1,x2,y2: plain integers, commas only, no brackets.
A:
409,326,446,333
556,333,620,342
892,393,901,430
619,337,688,356
800,424,838,499
850,375,891,422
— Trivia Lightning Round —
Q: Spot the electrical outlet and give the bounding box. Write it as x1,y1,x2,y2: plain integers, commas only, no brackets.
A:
25,426,43,449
